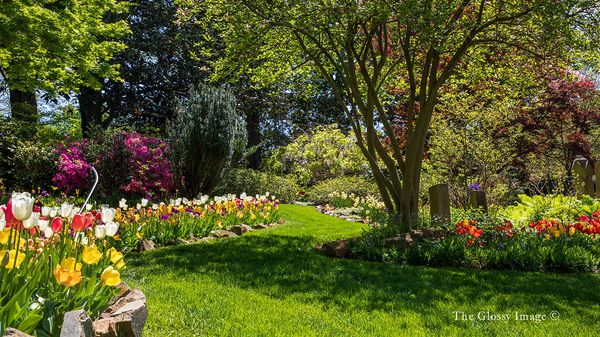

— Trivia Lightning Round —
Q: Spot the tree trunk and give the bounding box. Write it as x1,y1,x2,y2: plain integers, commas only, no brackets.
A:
245,108,261,169
78,87,103,138
9,88,38,123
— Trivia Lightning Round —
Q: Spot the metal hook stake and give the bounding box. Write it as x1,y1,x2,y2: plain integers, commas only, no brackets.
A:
79,167,99,214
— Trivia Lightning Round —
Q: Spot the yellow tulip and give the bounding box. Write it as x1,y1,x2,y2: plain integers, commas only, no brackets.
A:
82,246,102,265
101,266,122,286
106,247,125,267
53,257,82,287
0,229,10,245
545,234,551,240
1,249,25,269
569,227,576,237
553,231,560,239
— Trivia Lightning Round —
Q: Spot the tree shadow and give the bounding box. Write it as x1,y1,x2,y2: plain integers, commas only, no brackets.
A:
128,234,600,321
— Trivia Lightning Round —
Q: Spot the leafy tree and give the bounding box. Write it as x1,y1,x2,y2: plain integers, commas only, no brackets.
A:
0,0,129,123
168,83,247,196
202,0,600,229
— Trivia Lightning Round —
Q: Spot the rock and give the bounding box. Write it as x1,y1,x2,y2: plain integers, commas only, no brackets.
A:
4,328,35,337
315,238,359,258
92,318,116,337
230,224,253,235
210,230,238,238
101,289,146,319
60,310,94,337
136,239,155,252
253,224,269,230
198,236,215,243
112,300,148,337
383,229,448,249
384,234,414,249
277,219,286,224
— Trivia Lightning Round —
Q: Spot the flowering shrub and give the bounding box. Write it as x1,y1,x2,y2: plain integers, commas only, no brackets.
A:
53,142,91,193
0,193,125,335
54,130,174,199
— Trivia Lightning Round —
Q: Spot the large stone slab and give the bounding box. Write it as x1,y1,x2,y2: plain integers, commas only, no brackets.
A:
60,310,94,337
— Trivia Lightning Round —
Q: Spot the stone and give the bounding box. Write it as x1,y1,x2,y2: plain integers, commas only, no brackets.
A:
93,318,116,337
112,300,148,337
573,156,595,197
210,230,238,238
60,310,94,337
254,224,269,230
468,190,488,212
198,236,215,243
384,234,414,249
315,239,359,258
101,289,146,319
230,224,253,235
429,183,450,224
4,328,35,337
136,239,155,252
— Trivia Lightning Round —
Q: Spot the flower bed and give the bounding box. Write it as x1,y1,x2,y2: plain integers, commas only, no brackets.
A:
0,193,126,335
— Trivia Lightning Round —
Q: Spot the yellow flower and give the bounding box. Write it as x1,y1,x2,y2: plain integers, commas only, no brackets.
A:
101,266,121,286
82,246,102,265
53,257,82,287
106,247,125,269
569,227,576,237
0,230,10,245
237,211,244,219
553,231,560,239
545,234,551,240
1,249,25,269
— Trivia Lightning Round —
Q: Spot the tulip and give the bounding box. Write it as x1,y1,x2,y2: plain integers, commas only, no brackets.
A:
101,266,121,286
49,207,58,218
106,247,125,269
0,208,5,231
22,212,40,229
105,221,119,237
44,227,54,238
85,203,93,211
101,208,116,223
84,212,94,229
95,225,106,239
119,198,127,209
11,192,35,221
38,219,49,231
82,246,102,265
41,206,50,217
53,257,82,287
72,214,85,231
60,203,74,218
141,198,149,207
51,218,63,232
1,249,25,269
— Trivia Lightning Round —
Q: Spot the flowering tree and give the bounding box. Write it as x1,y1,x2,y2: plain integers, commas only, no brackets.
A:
201,0,600,229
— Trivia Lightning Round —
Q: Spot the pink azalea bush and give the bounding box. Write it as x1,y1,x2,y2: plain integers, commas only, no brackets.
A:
53,131,174,199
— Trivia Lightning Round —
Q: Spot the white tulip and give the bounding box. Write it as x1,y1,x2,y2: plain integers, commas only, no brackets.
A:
105,221,119,237
44,227,53,238
95,225,106,239
60,203,74,218
0,207,4,221
141,198,149,207
119,198,127,209
101,208,116,223
11,192,35,221
41,207,50,217
23,212,40,229
85,204,93,211
38,219,49,231
136,203,141,210
49,207,58,218
175,198,182,206
0,220,5,231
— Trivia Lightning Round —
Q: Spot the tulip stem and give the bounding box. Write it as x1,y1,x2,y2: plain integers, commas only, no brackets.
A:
80,167,99,215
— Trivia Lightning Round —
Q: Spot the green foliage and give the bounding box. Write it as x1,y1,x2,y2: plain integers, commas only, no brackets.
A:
502,194,600,226
0,0,130,93
11,141,56,191
168,84,247,196
214,168,300,203
264,125,367,186
307,176,379,205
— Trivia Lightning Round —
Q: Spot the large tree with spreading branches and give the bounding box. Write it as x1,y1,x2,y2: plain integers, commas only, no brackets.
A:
195,0,600,229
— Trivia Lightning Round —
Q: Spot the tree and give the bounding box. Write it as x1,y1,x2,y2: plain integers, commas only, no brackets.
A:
0,0,129,124
203,0,600,229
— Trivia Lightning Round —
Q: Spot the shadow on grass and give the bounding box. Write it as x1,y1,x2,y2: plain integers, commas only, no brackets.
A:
128,233,600,319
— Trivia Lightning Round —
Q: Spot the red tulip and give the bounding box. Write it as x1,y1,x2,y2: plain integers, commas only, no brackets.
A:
3,201,20,227
84,212,94,229
51,218,63,232
72,214,85,231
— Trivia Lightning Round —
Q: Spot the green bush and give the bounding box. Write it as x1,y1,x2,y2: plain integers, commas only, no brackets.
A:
307,176,379,205
11,141,57,190
263,124,368,186
214,168,300,202
168,83,247,196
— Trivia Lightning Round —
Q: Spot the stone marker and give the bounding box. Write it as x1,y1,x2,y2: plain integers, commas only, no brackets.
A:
60,310,94,337
469,190,488,212
596,164,600,198
4,328,34,337
429,184,450,224
572,156,594,197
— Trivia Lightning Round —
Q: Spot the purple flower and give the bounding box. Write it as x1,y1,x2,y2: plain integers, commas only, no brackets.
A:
468,183,482,191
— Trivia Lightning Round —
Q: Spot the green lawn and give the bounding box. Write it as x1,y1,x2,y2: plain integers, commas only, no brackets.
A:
125,204,600,336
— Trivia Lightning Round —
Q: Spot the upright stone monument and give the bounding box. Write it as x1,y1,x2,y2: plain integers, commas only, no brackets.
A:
572,157,594,197
429,184,450,224
469,190,488,212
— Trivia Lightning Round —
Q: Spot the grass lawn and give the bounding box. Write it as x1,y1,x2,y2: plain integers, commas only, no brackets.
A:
125,204,600,336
